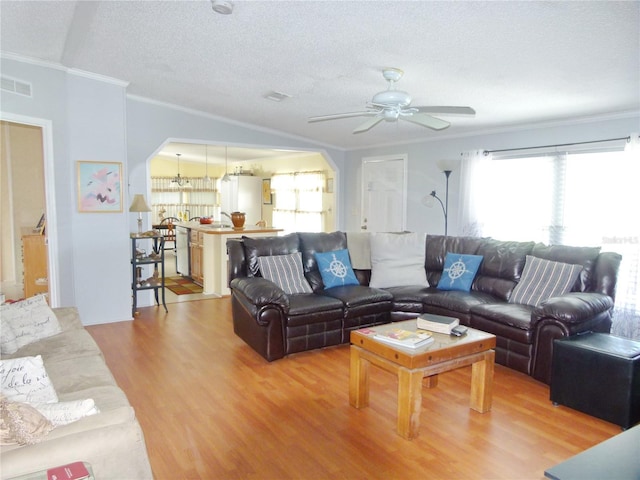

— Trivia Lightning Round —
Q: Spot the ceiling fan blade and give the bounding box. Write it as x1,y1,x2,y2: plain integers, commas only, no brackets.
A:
402,113,450,130
308,111,375,123
414,106,476,116
353,116,384,134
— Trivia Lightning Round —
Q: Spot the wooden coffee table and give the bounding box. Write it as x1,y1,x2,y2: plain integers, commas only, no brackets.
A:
349,319,496,439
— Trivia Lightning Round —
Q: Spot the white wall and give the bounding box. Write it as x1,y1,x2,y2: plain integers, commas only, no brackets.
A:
67,72,131,325
344,113,640,235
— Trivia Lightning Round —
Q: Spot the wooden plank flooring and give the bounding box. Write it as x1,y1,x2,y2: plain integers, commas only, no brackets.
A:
87,298,620,479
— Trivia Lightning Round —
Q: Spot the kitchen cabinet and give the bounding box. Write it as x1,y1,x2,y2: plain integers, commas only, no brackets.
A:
189,229,204,286
175,223,281,296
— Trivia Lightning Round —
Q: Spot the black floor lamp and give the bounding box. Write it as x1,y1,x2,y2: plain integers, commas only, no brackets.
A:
429,169,452,236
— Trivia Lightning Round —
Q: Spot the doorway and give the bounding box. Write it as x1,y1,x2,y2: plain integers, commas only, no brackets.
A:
1,121,46,301
361,155,407,232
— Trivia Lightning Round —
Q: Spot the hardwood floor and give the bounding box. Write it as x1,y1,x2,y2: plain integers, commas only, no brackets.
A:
87,298,620,480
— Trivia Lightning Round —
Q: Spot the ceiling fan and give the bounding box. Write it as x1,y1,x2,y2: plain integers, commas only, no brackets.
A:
308,68,475,134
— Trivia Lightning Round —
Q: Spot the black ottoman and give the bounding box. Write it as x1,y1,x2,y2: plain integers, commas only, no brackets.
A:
550,332,640,429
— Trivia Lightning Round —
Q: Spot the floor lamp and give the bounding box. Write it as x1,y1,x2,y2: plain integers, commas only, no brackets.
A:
429,169,452,236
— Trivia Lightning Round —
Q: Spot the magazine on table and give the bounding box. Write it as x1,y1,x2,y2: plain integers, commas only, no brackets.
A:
374,328,434,349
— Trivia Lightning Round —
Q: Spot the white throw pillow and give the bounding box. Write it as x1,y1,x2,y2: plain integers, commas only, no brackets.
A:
0,296,61,354
369,232,428,288
33,399,100,426
0,355,59,404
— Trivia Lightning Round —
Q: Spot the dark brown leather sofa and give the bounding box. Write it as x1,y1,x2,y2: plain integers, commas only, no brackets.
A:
227,232,621,384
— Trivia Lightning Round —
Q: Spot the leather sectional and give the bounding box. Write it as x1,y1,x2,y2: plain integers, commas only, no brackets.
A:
227,232,621,384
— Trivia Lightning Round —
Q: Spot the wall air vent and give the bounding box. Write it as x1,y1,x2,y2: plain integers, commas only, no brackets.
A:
1,76,32,97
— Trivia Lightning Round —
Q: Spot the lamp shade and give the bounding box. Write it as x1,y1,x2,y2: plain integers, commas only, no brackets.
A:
129,194,151,213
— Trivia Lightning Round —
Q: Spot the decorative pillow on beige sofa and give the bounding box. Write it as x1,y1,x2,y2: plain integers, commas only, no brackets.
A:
33,399,100,426
0,394,54,445
0,295,61,354
0,355,59,404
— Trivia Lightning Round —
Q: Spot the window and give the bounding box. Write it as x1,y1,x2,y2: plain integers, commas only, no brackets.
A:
271,171,325,233
462,139,640,339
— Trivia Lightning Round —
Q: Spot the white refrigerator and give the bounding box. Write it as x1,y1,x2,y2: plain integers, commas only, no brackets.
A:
219,175,262,226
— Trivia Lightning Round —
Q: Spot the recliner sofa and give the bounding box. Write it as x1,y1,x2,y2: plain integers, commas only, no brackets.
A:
227,232,621,384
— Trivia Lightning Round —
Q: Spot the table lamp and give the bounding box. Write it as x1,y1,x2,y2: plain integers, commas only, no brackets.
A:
129,194,152,235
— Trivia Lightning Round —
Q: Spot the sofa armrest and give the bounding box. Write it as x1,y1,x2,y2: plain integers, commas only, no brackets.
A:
532,292,614,326
531,292,614,384
230,277,290,313
52,307,84,331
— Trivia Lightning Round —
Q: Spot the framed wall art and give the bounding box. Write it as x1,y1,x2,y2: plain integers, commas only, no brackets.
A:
262,178,272,205
77,161,123,213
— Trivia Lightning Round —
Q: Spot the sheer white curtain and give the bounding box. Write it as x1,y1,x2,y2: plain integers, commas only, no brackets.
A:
459,135,640,339
272,171,325,233
457,150,490,236
611,134,640,339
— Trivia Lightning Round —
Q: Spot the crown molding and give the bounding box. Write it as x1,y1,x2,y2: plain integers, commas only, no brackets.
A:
1,52,128,87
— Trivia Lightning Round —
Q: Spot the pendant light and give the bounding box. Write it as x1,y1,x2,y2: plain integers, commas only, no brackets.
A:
203,145,212,185
171,153,192,189
222,146,231,182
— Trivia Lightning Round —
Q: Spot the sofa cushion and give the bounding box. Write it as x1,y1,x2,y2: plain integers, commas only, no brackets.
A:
299,231,349,291
472,239,535,301
0,355,59,404
369,232,428,288
5,329,103,363
509,255,583,307
315,249,359,289
437,253,483,292
287,293,344,318
425,235,486,286
243,233,300,277
257,252,313,295
471,303,535,332
531,243,601,292
423,290,499,315
1,296,62,355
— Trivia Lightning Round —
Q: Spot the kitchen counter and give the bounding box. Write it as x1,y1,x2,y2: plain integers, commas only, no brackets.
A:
176,221,281,236
175,222,282,295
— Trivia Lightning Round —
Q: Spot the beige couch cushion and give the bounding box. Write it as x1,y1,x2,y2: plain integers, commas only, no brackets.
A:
6,330,103,363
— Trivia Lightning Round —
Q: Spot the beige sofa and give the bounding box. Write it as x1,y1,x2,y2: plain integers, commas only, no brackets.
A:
0,307,153,479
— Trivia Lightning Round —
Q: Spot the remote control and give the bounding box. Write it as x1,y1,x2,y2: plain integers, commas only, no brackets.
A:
451,325,468,337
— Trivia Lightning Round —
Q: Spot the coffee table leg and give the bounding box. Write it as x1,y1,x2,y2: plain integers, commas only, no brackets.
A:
349,345,370,408
470,350,495,413
397,367,424,439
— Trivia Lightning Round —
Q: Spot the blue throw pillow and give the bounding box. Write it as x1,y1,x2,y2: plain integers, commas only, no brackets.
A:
437,253,483,292
315,249,359,289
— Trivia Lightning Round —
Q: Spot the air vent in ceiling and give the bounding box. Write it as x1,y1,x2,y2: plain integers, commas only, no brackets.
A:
1,76,32,97
264,91,291,102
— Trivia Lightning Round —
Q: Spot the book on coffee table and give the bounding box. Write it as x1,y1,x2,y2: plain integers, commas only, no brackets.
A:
417,313,459,334
374,328,433,349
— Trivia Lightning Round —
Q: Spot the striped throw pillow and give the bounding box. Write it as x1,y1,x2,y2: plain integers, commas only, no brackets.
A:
257,252,313,295
509,255,583,307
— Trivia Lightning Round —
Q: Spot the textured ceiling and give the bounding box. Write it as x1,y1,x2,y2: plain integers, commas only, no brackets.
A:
1,0,639,153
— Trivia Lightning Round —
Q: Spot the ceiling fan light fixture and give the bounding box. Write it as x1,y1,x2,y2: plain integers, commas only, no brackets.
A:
308,67,474,134
211,0,233,15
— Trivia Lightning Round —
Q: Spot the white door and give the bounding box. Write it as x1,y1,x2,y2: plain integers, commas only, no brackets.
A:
361,155,407,232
